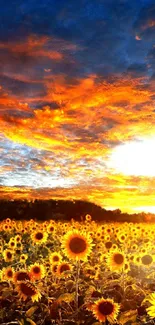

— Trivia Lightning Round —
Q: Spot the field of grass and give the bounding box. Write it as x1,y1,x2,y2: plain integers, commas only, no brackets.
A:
0,215,155,325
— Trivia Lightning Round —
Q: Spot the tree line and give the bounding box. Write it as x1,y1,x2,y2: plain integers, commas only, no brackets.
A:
0,199,153,223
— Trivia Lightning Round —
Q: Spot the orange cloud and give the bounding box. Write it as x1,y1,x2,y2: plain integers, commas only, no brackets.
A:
0,35,155,213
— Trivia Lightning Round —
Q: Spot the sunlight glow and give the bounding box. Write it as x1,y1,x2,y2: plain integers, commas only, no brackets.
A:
133,206,155,214
109,137,155,176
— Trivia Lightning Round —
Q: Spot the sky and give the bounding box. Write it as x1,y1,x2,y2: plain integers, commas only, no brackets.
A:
0,0,155,213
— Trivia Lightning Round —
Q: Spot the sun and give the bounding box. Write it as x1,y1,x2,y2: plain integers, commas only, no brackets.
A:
108,137,155,177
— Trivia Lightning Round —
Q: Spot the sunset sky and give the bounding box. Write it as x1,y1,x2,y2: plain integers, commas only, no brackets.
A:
1,0,155,213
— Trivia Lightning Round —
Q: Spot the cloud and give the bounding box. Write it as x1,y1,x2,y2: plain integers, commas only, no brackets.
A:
0,0,155,212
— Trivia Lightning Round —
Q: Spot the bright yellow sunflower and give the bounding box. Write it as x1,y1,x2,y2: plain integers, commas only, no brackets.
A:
91,297,120,323
15,234,22,243
31,230,48,245
47,223,55,234
16,281,41,302
49,252,62,264
106,250,126,272
29,263,46,280
8,238,16,250
61,230,93,261
1,266,14,281
2,223,12,232
3,249,14,262
20,254,28,264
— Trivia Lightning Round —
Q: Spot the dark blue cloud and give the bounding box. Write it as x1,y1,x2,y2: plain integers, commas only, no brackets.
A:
0,0,154,81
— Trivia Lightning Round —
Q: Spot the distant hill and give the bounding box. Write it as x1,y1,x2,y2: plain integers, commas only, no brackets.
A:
0,199,153,222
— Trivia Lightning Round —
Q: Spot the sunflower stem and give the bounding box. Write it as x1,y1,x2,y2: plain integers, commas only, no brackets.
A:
75,259,80,321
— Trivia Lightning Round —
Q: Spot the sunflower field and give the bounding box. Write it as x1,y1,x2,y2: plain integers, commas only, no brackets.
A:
1,215,155,325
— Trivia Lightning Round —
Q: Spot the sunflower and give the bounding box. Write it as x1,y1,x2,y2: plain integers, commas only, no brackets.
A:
85,286,102,302
62,230,93,261
112,244,118,250
1,266,14,281
13,270,31,283
106,250,125,272
5,218,11,223
20,254,28,264
2,223,12,232
3,249,14,262
118,233,127,243
47,223,55,234
57,262,72,278
131,244,138,251
83,266,96,279
49,252,62,264
31,230,48,245
15,234,22,243
85,214,92,222
141,254,153,267
124,262,130,273
91,297,120,323
51,264,58,275
16,242,23,250
16,281,41,302
105,241,113,250
8,240,16,250
29,263,46,280
146,293,155,318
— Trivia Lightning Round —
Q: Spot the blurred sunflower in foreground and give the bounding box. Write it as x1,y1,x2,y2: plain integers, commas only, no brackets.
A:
91,297,120,323
146,293,155,318
61,230,93,261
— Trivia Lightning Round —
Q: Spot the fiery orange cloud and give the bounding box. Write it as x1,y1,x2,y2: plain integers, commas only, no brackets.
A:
0,74,154,151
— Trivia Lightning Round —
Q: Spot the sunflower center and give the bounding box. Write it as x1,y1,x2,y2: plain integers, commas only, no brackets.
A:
91,291,102,298
141,254,153,265
98,301,114,316
60,264,70,273
105,241,112,249
69,236,87,254
20,282,36,296
7,252,12,259
7,270,13,277
35,232,43,240
113,253,124,265
52,265,57,273
33,266,40,274
53,256,59,262
16,272,30,281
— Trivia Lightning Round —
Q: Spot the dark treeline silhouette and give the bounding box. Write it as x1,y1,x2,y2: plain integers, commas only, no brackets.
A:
0,199,154,223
